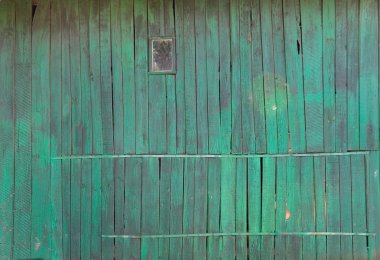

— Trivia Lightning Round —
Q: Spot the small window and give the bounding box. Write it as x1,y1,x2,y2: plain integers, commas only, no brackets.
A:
150,37,175,74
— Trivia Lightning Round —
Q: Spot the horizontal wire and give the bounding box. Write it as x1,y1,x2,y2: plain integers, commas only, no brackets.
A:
52,151,369,160
102,232,376,239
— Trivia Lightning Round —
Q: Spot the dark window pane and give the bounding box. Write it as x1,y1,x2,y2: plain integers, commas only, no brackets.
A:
152,39,173,72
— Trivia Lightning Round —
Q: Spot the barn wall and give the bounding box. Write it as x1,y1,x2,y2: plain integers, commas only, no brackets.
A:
0,0,380,259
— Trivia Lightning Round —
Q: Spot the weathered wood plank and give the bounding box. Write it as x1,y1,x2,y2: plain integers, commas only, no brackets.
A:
0,1,14,258
182,158,195,258
248,158,261,259
235,159,247,259
101,158,114,259
158,158,171,259
275,157,287,258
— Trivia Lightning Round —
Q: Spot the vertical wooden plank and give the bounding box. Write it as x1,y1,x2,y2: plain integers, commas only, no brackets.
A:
169,158,183,259
336,0,348,152
235,158,247,259
121,0,136,154
300,157,316,259
286,157,302,260
207,158,221,259
174,0,185,153
326,156,340,259
148,0,167,154
193,158,208,259
339,156,352,259
220,158,236,259
272,0,289,154
135,0,149,154
248,158,261,259
0,1,14,258
275,158,287,258
322,0,336,152
351,155,367,258
282,0,306,153
79,0,92,259
99,0,114,153
13,1,32,258
261,158,276,259
182,158,195,259
195,0,209,154
113,159,124,260
359,0,379,150
158,158,171,259
206,0,221,154
101,159,114,259
91,159,102,259
240,0,255,153
183,0,197,154
68,0,82,258
314,157,327,260
251,0,266,153
219,0,232,153
367,152,380,258
230,0,242,153
50,0,63,258
300,0,323,152
260,0,278,154
31,0,52,258
123,158,142,259
347,0,359,150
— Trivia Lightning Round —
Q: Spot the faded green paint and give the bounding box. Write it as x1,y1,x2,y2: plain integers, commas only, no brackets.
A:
1,0,380,259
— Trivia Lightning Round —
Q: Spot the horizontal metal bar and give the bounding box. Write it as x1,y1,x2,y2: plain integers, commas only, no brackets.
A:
52,151,369,160
102,232,376,239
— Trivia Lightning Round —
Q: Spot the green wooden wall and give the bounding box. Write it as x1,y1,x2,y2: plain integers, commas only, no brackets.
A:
1,0,380,259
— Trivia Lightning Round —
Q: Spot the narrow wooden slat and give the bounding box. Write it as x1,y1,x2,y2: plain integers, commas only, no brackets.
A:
272,0,289,154
260,0,278,154
123,158,142,259
230,0,242,153
314,157,327,260
0,1,14,258
275,157,287,258
322,0,336,152
135,0,149,154
261,158,276,259
240,0,255,153
207,158,221,259
251,0,266,153
68,1,82,258
174,0,185,153
182,158,195,258
101,158,114,259
183,0,197,154
335,0,348,152
300,157,316,259
248,158,261,258
339,155,352,259
169,158,183,259
300,0,323,152
206,0,221,154
326,156,340,259
158,158,171,259
148,0,167,154
78,0,92,258
235,159,247,259
99,0,114,153
283,0,306,153
50,0,63,258
286,157,302,259
121,0,136,154
367,152,380,258
351,155,367,258
193,158,208,259
90,159,102,259
219,0,232,153
13,2,32,258
347,0,359,150
113,159,125,260
220,158,236,259
359,0,379,150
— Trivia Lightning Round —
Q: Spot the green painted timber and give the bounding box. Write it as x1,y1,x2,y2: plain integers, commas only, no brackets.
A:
1,0,380,259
